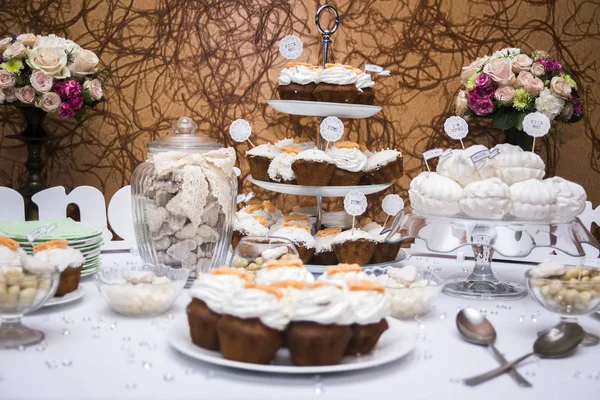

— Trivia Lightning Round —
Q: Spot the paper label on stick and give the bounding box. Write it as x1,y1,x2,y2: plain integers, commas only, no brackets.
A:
444,116,469,140
26,223,58,242
488,148,500,159
279,35,303,60
523,112,550,138
344,191,367,216
423,148,443,161
364,64,383,73
440,149,454,159
229,119,251,142
382,194,404,216
236,191,255,204
320,116,344,142
378,70,391,76
470,149,490,164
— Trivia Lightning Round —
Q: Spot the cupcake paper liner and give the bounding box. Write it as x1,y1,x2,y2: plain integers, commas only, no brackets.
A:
187,298,221,351
248,155,272,182
371,242,401,264
291,159,336,186
55,266,81,297
217,315,283,364
286,322,352,366
332,238,376,265
369,156,404,184
345,319,389,355
311,250,338,265
329,168,364,186
354,88,375,105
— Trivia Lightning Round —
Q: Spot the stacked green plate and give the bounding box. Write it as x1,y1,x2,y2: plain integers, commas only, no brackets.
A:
0,218,104,276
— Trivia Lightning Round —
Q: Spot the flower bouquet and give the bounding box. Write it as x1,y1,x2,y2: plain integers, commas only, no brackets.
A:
0,33,105,118
455,47,583,149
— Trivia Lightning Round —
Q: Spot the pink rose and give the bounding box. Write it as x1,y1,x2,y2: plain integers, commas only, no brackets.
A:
3,41,27,59
482,58,515,86
84,78,103,100
36,92,61,112
461,57,488,84
15,85,36,104
0,37,12,53
512,54,533,73
3,87,16,102
559,102,574,120
530,62,545,77
16,33,37,47
524,77,544,96
29,70,54,93
550,76,572,100
494,86,516,105
454,90,468,116
515,71,533,88
0,69,15,89
68,49,99,77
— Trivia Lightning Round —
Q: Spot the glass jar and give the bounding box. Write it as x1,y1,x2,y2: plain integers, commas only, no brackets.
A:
131,117,237,284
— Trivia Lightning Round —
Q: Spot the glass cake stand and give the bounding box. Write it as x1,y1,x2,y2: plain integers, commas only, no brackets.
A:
383,210,600,300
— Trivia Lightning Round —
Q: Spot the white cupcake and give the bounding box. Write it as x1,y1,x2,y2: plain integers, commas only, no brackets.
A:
270,224,316,263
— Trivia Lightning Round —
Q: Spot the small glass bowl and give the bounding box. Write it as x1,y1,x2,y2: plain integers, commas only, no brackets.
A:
95,264,188,317
526,265,600,345
230,236,299,275
365,265,444,319
0,268,60,348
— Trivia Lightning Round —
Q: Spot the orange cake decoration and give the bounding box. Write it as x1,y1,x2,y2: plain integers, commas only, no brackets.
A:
33,239,68,252
347,280,385,293
253,216,269,226
266,258,304,269
281,146,301,155
245,282,283,299
210,267,252,281
326,263,362,275
0,236,19,250
317,227,342,237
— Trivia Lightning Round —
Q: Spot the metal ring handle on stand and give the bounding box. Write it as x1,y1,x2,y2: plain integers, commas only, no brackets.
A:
315,5,340,37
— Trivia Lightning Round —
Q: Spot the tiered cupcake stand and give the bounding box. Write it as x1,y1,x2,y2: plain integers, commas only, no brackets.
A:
384,210,600,299
250,5,401,273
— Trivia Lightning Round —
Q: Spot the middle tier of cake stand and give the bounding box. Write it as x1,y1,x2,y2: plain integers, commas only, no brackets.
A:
383,211,600,300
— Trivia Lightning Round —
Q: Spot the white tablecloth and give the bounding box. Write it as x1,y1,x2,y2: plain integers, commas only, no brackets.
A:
2,253,600,400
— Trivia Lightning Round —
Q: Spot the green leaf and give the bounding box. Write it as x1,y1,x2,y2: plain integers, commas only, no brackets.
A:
492,112,518,130
515,112,527,131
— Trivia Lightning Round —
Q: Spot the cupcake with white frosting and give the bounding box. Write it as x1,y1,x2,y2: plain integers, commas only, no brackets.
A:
318,263,372,282
459,178,511,219
510,179,556,220
326,141,368,186
217,282,290,364
236,200,282,228
345,280,390,355
311,227,341,265
365,149,403,183
358,217,382,232
313,64,359,104
246,143,280,182
493,146,545,185
355,72,375,105
369,226,402,263
275,138,316,151
409,172,462,216
271,223,316,263
255,258,314,284
267,145,300,184
291,148,336,186
543,176,587,220
232,216,269,248
285,282,353,366
187,267,252,350
331,230,377,265
278,62,320,101
0,236,27,269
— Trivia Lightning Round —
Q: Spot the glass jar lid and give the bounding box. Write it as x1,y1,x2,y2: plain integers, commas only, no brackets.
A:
147,117,222,153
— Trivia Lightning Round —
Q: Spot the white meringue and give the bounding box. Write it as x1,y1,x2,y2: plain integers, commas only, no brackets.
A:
436,145,495,186
543,176,586,220
510,179,556,220
408,172,462,216
493,150,545,186
459,178,511,219
491,143,523,155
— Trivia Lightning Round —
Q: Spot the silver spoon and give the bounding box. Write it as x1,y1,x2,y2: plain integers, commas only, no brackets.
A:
457,308,532,387
464,322,584,386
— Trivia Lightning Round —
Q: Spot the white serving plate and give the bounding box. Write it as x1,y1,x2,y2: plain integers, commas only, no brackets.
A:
267,100,382,119
305,251,406,274
169,317,414,374
248,176,392,197
44,287,84,307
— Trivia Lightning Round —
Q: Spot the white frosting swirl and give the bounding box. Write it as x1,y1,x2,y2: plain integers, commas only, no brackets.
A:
268,152,296,182
459,178,511,219
355,73,375,91
290,285,353,325
233,217,269,235
510,179,556,220
294,148,335,163
368,226,401,243
318,270,372,282
255,266,315,284
316,65,358,85
366,149,402,171
236,207,283,228
493,151,545,186
247,144,280,159
271,226,316,248
0,246,25,267
222,287,290,330
326,146,367,172
543,177,586,220
314,233,338,254
278,65,319,86
26,247,84,273
189,273,247,314
332,229,376,245
347,287,390,325
275,138,315,151
408,172,462,216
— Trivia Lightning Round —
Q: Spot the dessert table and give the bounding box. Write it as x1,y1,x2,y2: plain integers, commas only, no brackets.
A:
2,252,599,400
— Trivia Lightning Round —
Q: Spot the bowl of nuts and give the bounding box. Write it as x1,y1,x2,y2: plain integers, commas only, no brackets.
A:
526,262,600,346
230,236,299,277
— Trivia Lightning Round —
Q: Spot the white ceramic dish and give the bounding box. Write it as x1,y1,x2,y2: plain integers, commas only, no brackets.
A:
43,287,84,307
248,176,392,197
168,317,415,374
267,100,382,119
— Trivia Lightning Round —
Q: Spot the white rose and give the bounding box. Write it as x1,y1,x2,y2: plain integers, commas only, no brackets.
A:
512,54,533,73
69,49,99,77
490,47,521,60
29,70,54,93
84,78,103,100
535,88,566,121
0,37,12,53
16,33,37,47
3,41,27,60
530,62,545,77
550,76,572,100
36,92,61,112
0,69,15,89
3,87,16,102
0,89,4,104
461,56,488,84
27,47,70,78
15,85,36,104
33,34,80,55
